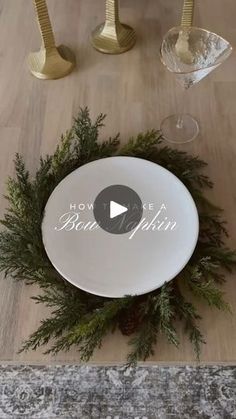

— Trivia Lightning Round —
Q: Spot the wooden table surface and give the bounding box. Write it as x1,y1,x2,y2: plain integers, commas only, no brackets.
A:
0,0,236,364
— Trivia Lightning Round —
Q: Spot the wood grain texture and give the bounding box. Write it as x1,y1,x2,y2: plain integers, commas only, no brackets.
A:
0,0,236,364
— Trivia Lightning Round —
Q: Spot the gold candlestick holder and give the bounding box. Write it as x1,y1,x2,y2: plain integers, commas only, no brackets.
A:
175,0,195,63
91,0,136,54
28,0,75,80
181,0,194,26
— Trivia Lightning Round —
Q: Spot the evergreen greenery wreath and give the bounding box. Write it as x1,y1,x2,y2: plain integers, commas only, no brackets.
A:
0,108,235,365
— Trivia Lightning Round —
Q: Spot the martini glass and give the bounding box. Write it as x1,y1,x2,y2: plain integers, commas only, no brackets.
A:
160,26,232,143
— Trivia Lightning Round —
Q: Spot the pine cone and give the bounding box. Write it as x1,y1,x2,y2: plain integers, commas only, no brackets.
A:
118,307,142,336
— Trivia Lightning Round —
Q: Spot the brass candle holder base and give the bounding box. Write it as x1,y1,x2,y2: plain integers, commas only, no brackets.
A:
28,45,75,80
91,22,136,54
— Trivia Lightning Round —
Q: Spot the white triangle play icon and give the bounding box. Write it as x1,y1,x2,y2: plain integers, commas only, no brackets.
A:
110,201,128,219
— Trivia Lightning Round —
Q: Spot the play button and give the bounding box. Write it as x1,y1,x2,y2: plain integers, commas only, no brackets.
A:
93,185,143,235
110,201,128,219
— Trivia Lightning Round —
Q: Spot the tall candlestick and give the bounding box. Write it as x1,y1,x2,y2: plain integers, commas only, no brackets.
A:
175,0,195,64
91,0,136,54
28,0,75,79
181,0,194,27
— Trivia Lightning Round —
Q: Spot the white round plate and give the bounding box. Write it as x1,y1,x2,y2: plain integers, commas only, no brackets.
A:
42,157,199,298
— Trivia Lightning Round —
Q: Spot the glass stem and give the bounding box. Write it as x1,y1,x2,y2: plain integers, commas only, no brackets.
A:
176,88,188,129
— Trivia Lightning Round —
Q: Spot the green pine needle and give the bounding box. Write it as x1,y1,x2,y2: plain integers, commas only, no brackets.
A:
0,107,235,363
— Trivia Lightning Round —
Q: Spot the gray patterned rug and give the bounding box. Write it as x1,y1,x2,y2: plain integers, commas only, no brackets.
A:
0,365,235,418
